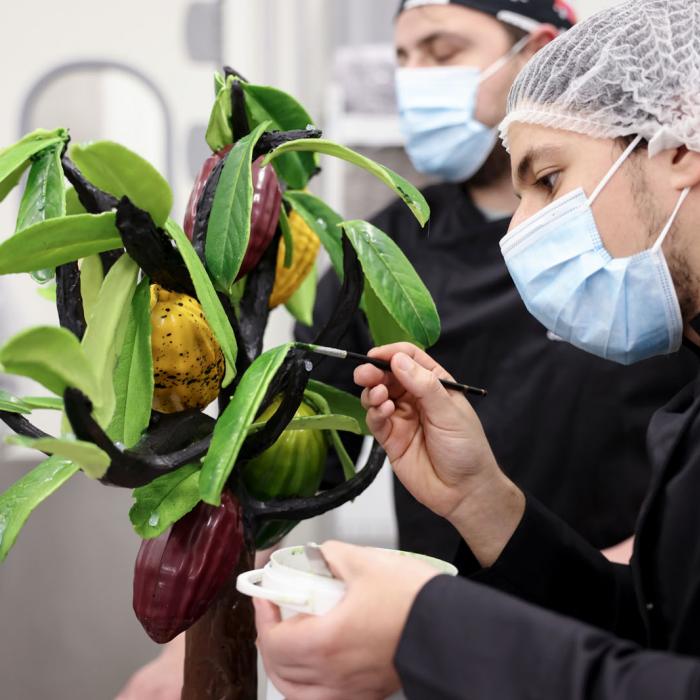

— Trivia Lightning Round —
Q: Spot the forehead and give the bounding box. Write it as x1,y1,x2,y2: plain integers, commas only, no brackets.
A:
395,5,505,47
507,123,624,179
507,123,580,153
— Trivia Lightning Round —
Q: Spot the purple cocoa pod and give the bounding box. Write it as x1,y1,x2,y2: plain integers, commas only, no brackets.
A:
184,149,282,280
133,490,245,644
236,157,282,280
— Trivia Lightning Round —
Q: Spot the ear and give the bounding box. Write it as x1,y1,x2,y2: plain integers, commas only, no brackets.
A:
669,147,700,190
522,24,559,59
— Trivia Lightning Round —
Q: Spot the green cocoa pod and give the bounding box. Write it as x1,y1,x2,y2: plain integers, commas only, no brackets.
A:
243,397,328,549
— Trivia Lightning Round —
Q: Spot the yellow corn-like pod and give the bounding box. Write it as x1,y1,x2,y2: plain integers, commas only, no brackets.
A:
269,210,320,308
150,284,225,413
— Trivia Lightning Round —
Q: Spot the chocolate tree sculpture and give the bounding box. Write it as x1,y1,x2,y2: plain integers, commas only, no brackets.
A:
0,69,439,699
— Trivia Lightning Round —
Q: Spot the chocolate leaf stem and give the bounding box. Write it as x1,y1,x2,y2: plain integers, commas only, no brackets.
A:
116,198,194,295
312,234,364,350
0,411,52,441
55,262,86,339
61,155,119,214
237,354,309,462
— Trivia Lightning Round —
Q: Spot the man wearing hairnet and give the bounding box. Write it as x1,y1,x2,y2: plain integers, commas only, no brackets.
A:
296,0,697,569
256,1,700,697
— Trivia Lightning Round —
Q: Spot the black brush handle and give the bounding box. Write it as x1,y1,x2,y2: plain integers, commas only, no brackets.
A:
344,351,488,398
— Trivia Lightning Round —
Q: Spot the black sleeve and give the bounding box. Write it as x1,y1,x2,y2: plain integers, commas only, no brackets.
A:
455,495,646,644
396,575,700,700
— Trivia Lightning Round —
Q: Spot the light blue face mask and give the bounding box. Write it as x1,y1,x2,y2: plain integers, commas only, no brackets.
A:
396,35,530,183
500,135,689,366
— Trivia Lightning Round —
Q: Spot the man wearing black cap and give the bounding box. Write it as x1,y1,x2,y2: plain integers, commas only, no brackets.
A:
296,0,697,565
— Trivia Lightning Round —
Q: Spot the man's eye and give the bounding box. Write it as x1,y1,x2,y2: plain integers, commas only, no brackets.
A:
536,172,560,191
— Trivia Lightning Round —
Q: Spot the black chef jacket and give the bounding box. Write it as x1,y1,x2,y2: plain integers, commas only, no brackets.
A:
295,183,698,552
395,370,700,699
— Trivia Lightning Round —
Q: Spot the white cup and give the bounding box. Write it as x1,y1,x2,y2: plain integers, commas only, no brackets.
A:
237,544,459,699
237,544,458,619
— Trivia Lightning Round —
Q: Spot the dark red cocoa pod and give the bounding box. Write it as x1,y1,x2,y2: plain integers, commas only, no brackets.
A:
236,157,282,280
184,149,282,281
132,490,245,644
183,145,233,240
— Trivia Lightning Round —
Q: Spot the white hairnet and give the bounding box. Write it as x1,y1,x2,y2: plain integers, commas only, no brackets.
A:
500,0,700,157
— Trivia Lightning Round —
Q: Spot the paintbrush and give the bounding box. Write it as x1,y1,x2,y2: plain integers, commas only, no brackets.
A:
296,343,488,398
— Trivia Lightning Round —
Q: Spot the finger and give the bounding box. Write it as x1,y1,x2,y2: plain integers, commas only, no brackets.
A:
367,384,390,408
361,385,394,411
368,343,453,379
321,540,373,582
365,403,395,444
253,598,281,642
390,352,456,416
355,363,408,401
353,362,386,388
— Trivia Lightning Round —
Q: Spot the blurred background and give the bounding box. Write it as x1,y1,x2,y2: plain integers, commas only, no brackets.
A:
0,1,616,697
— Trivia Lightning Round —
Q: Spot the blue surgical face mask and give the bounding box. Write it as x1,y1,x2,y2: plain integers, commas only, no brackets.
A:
500,135,689,365
396,35,530,183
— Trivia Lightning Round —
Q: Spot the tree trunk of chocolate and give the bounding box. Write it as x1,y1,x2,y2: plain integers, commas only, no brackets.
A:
182,546,257,700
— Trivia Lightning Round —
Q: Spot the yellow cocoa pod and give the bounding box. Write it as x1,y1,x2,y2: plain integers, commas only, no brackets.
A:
269,211,320,308
150,284,225,413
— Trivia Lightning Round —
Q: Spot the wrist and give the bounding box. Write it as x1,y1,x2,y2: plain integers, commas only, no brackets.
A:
447,469,525,568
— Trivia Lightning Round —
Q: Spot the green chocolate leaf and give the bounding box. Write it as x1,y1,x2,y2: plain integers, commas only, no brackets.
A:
205,122,270,293
64,187,87,216
214,71,226,97
165,219,238,387
36,284,57,302
6,436,110,479
79,255,105,323
285,263,317,327
0,456,78,562
266,140,430,226
303,389,356,480
108,277,153,448
69,141,173,227
341,220,440,349
206,75,234,153
0,128,68,202
21,396,64,411
306,379,369,436
363,281,416,348
81,254,139,427
199,343,292,505
278,206,294,268
0,392,64,413
129,463,201,539
0,326,99,401
249,412,361,435
16,142,66,232
0,389,31,414
0,213,121,275
16,143,66,285
283,191,344,281
242,83,318,189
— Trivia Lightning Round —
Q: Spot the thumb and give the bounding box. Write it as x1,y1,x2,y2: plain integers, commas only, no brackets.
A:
391,352,450,414
320,540,373,582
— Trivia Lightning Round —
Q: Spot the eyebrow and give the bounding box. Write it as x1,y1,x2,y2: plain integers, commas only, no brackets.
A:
515,145,563,186
397,31,471,56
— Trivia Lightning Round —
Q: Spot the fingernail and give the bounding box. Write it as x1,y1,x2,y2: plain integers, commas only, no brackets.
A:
395,353,411,371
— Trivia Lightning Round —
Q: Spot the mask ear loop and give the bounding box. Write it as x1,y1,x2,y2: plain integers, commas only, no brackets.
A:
652,187,691,253
479,34,532,84
588,135,644,205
